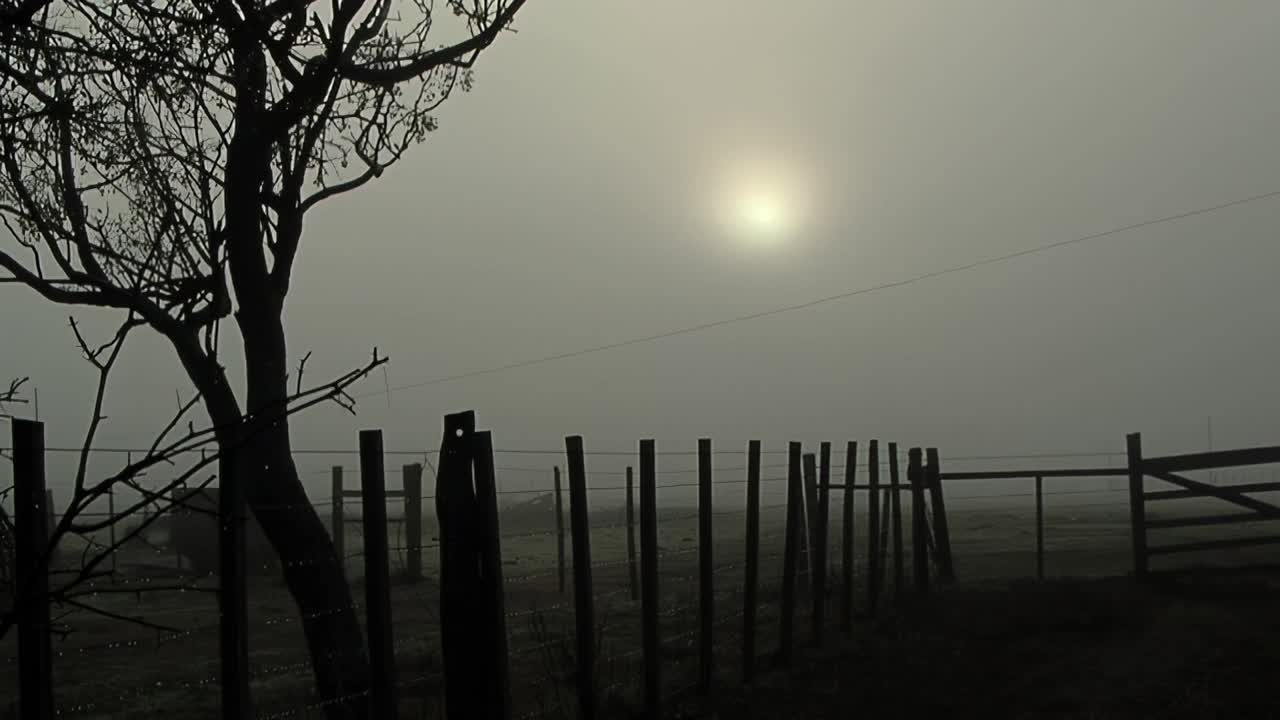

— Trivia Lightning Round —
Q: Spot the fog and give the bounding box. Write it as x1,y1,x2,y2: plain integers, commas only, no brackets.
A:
5,1,1280,504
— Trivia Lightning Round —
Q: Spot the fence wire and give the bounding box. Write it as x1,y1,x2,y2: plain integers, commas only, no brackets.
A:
10,443,1272,719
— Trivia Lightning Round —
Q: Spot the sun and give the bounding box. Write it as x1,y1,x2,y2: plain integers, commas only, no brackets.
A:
707,152,814,253
724,180,797,249
738,189,788,237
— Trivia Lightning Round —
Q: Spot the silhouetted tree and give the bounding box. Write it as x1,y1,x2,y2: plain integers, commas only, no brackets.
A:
0,317,383,646
0,1,529,715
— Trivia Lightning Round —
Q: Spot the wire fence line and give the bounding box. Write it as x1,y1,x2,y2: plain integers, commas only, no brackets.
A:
14,423,1276,720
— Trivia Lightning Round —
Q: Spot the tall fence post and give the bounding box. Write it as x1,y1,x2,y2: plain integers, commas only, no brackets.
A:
331,466,345,572
925,449,955,583
908,448,929,595
404,463,424,582
802,453,821,645
218,441,249,720
359,429,397,719
13,419,53,720
841,441,857,631
1126,433,1148,579
626,466,638,602
742,440,761,684
43,490,57,572
778,441,802,666
108,485,118,582
888,443,904,599
1035,474,1045,582
554,466,566,595
814,443,831,645
472,431,512,720
173,485,186,572
438,411,484,720
565,436,596,720
639,440,660,720
866,440,881,615
697,438,714,695
801,450,819,595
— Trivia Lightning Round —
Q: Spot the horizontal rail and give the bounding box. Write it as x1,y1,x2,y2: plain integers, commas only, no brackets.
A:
1145,481,1280,501
1147,534,1280,556
1144,446,1280,473
341,490,406,498
1147,562,1280,578
939,468,1126,480
1146,471,1280,519
1145,513,1275,530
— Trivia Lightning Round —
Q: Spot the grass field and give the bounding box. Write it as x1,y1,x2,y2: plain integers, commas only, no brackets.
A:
692,572,1280,719
3,494,1278,719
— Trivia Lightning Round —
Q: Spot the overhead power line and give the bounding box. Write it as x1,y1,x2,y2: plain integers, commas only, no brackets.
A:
357,188,1280,399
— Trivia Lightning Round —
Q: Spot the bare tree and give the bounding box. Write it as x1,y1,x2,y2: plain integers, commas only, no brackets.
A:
0,317,385,644
0,1,530,715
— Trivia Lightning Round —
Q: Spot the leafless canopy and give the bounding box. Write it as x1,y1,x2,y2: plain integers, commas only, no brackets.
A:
0,0,526,346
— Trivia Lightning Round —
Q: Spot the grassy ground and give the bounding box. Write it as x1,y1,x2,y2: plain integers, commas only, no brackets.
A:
684,571,1280,720
5,499,1280,718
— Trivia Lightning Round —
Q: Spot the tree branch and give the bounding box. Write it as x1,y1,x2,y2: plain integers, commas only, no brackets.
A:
337,0,528,86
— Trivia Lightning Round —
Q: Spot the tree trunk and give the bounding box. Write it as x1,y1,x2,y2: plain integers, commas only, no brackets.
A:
173,313,370,720
243,303,371,719
238,413,371,718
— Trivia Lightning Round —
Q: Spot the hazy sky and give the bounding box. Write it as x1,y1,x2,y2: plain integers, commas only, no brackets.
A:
4,1,1280,500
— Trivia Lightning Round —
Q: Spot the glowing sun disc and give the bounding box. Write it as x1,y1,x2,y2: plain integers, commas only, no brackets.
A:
709,154,812,252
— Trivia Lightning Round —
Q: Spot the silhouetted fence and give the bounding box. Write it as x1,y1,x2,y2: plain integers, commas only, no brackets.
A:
936,434,1280,580
6,415,958,720
938,465,1129,581
1125,433,1280,577
14,421,1277,718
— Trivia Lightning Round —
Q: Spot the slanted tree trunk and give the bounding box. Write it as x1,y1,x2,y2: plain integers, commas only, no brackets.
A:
180,31,370,719
168,306,369,719
242,304,371,717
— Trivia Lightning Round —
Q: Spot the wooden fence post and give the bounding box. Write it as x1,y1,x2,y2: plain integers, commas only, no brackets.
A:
359,429,397,719
841,441,857,631
908,449,929,595
802,452,821,645
1126,433,1148,579
331,466,345,572
565,436,596,720
174,484,186,572
814,443,831,645
472,431,512,720
217,441,249,720
697,438,714,695
13,419,53,720
554,466,566,595
801,450,819,595
888,443,904,599
438,411,484,720
778,442,802,666
639,440,660,720
108,485,117,582
1035,474,1045,581
404,463,423,582
742,440,761,684
626,466,638,602
866,440,881,615
925,449,955,583
43,490,57,572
